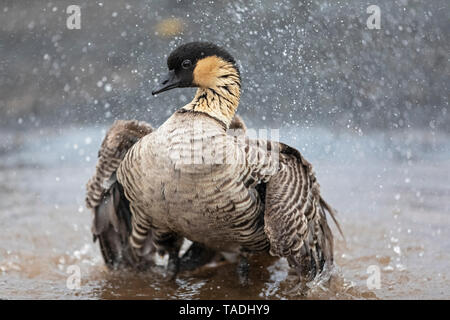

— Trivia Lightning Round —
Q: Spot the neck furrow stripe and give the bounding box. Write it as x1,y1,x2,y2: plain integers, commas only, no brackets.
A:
184,62,241,128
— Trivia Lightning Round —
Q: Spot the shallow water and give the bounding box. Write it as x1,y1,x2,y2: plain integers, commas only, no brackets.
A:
0,126,449,299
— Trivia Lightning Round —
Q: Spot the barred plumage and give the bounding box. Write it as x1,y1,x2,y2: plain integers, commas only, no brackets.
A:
86,42,341,285
86,120,153,210
85,119,154,269
86,114,248,269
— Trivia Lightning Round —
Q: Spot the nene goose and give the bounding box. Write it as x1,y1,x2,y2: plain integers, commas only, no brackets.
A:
86,42,341,286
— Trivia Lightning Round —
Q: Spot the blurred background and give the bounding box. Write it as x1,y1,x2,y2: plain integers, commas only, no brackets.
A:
0,0,449,299
1,0,448,130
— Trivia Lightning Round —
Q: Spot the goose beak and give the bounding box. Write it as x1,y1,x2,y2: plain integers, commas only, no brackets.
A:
152,70,181,95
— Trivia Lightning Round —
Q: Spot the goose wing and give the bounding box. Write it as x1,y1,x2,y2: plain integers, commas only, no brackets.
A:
86,119,154,270
243,140,341,282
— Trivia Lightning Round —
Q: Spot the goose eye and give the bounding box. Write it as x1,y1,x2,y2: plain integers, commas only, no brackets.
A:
181,59,192,69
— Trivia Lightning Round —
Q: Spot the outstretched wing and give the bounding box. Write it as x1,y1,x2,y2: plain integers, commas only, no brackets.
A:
86,119,154,270
244,140,342,282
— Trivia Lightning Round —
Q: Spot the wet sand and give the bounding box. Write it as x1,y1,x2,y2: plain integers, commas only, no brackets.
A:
0,126,449,299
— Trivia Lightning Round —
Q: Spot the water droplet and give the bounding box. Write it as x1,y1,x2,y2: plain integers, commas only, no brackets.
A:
104,83,112,92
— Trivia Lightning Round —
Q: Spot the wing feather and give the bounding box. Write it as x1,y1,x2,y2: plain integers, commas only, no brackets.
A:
244,140,341,282
85,120,154,269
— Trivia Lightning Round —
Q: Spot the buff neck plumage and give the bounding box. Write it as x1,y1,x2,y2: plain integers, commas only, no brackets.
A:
182,55,241,128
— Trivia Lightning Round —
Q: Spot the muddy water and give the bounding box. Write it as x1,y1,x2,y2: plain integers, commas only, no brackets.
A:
0,126,449,299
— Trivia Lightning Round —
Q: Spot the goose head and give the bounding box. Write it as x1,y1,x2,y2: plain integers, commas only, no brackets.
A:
152,42,242,127
152,42,240,95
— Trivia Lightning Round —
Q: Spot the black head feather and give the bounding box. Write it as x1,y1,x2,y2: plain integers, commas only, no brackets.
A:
167,42,238,73
152,42,239,95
